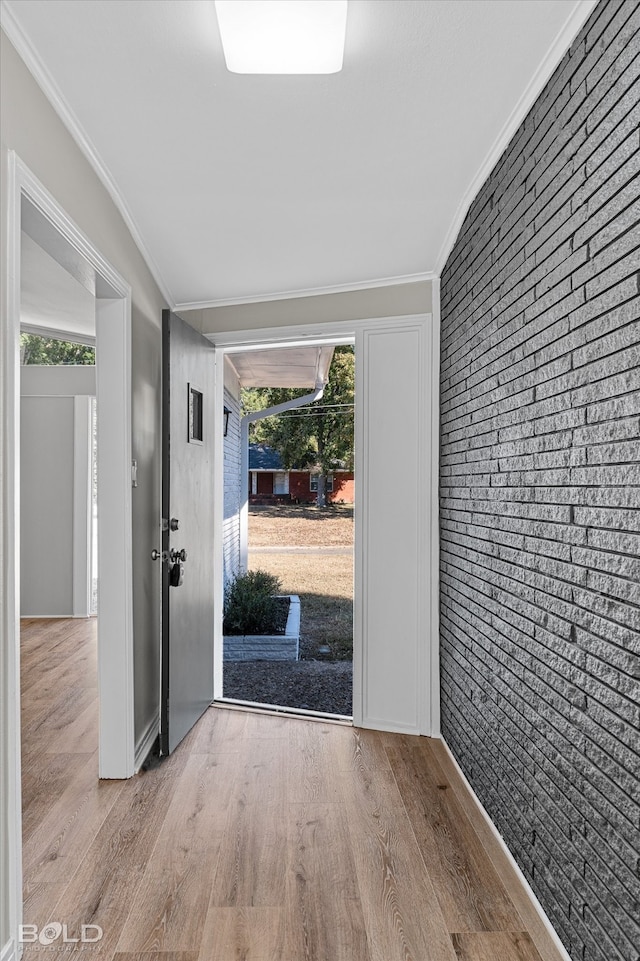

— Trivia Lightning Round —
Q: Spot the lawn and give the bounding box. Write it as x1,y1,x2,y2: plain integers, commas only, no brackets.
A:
248,503,354,546
247,505,354,660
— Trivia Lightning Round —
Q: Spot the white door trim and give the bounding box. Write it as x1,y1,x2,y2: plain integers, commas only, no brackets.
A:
429,278,442,736
73,395,93,618
209,312,440,735
1,150,23,961
2,151,135,953
354,318,429,733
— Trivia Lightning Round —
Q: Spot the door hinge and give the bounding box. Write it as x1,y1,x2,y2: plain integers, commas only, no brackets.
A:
131,459,138,487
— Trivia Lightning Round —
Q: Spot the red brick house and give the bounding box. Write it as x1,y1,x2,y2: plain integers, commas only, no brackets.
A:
249,444,354,505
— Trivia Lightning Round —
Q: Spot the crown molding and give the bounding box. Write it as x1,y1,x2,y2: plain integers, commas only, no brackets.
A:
0,0,175,308
175,271,436,311
434,0,599,276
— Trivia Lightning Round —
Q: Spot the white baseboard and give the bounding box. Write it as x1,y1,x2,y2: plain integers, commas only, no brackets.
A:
440,737,572,961
19,613,89,619
134,714,159,772
1,938,17,961
361,720,421,735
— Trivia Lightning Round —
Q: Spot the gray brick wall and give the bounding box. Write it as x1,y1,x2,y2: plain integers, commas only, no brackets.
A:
439,3,640,960
223,386,241,589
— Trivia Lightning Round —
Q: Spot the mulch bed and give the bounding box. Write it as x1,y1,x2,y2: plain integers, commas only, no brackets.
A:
222,658,353,716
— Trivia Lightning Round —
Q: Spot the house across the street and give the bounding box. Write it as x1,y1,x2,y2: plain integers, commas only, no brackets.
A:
249,443,354,506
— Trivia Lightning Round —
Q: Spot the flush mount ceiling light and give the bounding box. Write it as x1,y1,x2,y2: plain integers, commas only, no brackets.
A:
214,0,348,74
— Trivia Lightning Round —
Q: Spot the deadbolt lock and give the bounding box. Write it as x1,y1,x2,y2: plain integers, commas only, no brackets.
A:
161,517,180,532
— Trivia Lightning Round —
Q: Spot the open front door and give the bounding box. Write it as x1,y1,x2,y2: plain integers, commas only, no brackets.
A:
160,310,215,755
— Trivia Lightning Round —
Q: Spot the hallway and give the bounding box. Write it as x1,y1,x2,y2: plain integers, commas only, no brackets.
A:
21,618,563,960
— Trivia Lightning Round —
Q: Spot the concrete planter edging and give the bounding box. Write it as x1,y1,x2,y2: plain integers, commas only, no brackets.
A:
223,595,300,661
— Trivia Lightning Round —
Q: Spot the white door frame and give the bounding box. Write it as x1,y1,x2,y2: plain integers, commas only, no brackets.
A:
2,153,135,953
72,394,94,618
209,312,440,734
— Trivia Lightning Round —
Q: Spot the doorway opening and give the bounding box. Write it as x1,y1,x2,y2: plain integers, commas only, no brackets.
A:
210,310,436,741
4,157,136,951
216,339,355,720
19,265,101,941
18,243,103,932
13,180,134,778
20,329,97,619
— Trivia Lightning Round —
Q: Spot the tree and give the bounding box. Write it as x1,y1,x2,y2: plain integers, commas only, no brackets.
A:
244,345,354,507
20,333,95,365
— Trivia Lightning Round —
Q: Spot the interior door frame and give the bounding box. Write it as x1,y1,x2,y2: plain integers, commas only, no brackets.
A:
2,153,135,952
209,309,441,734
72,394,94,619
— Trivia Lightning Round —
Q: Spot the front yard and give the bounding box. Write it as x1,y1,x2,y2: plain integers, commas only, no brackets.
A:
248,503,354,547
247,504,354,661
222,504,354,714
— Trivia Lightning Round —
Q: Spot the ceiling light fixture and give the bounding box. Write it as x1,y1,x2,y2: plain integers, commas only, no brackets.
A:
214,0,348,74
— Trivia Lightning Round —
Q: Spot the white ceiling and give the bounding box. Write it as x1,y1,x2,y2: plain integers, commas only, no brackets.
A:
20,232,96,341
3,0,593,309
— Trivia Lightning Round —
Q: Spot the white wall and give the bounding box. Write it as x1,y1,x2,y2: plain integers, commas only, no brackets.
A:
20,366,95,616
20,364,96,396
184,279,432,336
21,395,74,615
1,28,167,956
1,25,166,719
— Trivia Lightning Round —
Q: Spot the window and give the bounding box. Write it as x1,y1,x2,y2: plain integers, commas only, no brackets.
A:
20,332,95,365
188,384,203,444
310,473,333,492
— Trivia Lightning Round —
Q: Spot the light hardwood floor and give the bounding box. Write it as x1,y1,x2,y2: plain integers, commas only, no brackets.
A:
20,617,564,961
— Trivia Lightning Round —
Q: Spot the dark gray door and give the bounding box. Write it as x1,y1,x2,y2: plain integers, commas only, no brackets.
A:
160,309,215,755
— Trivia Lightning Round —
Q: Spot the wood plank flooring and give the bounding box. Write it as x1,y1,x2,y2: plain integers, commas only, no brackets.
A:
20,618,565,961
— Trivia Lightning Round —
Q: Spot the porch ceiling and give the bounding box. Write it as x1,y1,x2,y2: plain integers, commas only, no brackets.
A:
229,345,335,388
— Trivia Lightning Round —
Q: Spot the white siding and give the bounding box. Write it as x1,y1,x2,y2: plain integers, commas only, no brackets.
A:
222,386,241,590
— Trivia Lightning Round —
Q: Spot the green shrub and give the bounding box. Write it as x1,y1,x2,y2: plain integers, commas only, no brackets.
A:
223,569,285,635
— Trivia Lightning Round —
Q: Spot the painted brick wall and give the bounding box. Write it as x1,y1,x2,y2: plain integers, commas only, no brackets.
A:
223,387,241,589
439,3,640,961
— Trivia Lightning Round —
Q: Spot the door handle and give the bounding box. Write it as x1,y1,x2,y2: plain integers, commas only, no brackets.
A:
170,548,187,563
151,549,168,561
